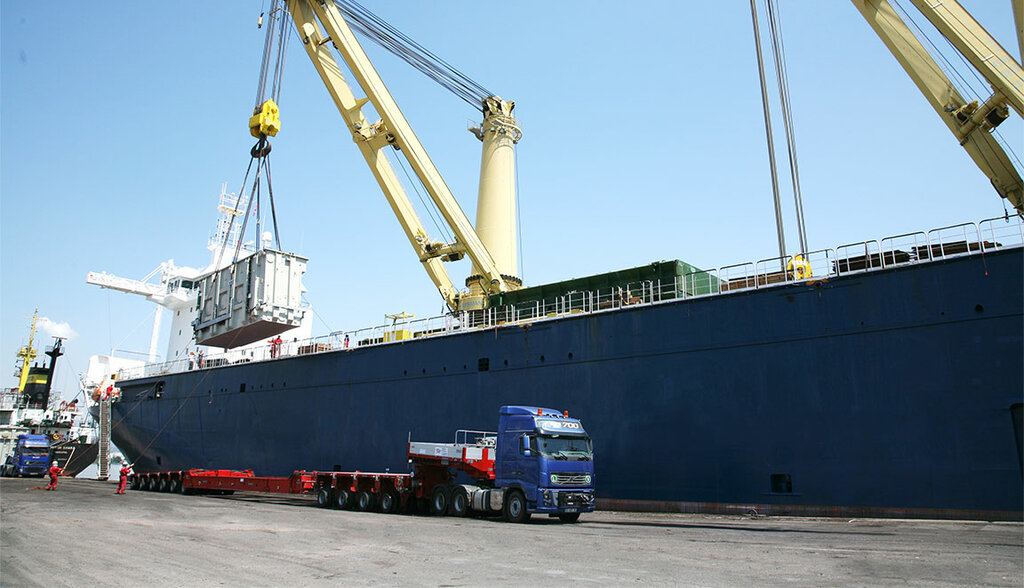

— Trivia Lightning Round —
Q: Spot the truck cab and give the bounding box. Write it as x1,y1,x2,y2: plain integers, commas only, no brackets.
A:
1,434,51,477
494,406,595,522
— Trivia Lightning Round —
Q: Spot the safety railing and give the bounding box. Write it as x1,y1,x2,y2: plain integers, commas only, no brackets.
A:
455,429,498,446
116,215,1023,382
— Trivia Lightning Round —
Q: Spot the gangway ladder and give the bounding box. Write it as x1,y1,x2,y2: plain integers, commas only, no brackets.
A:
97,398,111,480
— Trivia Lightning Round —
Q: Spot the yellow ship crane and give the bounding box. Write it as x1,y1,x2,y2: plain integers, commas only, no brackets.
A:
853,0,1024,213
14,310,39,393
268,0,521,311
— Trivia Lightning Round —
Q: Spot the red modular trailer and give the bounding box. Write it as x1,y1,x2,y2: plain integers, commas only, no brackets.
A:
129,436,499,516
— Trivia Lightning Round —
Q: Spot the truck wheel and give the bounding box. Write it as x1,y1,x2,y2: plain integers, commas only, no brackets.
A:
159,478,170,492
379,490,400,514
168,479,181,494
337,491,354,510
557,513,581,523
448,486,469,517
335,489,351,509
429,485,449,516
503,489,530,523
130,477,141,490
145,477,156,491
315,486,332,508
356,490,376,512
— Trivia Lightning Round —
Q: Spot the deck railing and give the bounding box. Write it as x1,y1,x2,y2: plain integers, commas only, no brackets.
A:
116,215,1023,381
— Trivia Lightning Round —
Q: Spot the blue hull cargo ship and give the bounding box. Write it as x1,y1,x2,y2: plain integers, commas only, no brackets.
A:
104,220,1023,520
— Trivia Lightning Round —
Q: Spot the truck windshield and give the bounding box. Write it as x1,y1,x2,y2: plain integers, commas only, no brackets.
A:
22,447,49,456
536,436,592,461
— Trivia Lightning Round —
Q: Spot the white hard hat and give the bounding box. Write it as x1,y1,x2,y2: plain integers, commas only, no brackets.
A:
52,461,58,466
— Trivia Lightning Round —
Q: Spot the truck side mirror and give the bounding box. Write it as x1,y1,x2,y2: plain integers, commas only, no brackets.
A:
521,435,531,456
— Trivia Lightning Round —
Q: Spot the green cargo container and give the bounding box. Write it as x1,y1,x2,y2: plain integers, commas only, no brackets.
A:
487,260,720,310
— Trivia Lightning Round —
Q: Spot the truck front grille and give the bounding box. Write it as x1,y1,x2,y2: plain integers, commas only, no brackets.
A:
551,472,590,486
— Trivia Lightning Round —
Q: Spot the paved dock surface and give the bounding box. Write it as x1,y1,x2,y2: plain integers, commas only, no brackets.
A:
2,478,1021,587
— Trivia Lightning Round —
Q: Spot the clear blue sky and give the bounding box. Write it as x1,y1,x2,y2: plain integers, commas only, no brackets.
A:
2,1,1021,400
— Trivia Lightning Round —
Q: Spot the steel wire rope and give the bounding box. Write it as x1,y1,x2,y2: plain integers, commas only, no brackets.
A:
334,0,494,107
270,4,290,105
263,154,283,250
390,147,455,245
765,0,808,254
514,143,524,281
214,157,258,273
890,1,1023,193
891,1,983,101
922,8,1024,171
254,0,283,108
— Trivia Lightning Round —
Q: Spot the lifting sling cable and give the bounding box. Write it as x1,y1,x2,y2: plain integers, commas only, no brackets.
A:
333,0,495,108
765,0,808,254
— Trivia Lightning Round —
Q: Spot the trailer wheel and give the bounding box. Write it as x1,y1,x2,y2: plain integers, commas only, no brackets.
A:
159,478,171,493
557,513,580,523
379,490,400,514
315,486,332,508
168,479,182,494
448,486,469,517
503,489,530,523
334,489,351,509
429,485,449,516
355,490,376,512
145,477,156,492
130,477,141,490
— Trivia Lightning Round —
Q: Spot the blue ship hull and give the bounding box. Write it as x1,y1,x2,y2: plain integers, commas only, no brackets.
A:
108,247,1024,518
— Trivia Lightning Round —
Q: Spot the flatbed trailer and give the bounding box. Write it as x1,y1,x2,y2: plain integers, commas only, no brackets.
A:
131,469,413,513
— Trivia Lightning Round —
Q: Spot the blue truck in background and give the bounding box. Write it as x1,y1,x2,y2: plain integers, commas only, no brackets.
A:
1,434,51,477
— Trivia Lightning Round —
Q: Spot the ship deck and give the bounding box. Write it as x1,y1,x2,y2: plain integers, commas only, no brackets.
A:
116,215,1024,382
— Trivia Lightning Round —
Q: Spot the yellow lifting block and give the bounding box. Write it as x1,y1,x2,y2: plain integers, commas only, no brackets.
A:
249,99,281,138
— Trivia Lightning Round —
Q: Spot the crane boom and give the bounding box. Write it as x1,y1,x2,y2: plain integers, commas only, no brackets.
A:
852,0,1023,213
286,0,512,310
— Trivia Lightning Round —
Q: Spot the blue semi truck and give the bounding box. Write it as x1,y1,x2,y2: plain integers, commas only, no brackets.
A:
408,405,596,522
1,434,51,477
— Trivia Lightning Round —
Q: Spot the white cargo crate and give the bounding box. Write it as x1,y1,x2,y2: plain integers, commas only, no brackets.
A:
193,249,307,349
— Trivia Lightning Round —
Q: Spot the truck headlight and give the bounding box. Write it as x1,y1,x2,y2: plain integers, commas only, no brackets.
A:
543,489,552,504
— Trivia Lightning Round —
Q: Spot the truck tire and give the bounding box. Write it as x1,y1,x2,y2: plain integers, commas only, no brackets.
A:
335,489,351,509
429,485,449,516
449,486,469,517
130,477,141,490
557,512,581,523
503,489,530,523
355,490,376,512
159,478,170,493
315,486,332,508
379,490,400,514
168,479,182,494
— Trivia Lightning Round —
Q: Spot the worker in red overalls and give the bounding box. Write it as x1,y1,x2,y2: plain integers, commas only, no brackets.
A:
46,461,62,490
116,463,132,494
